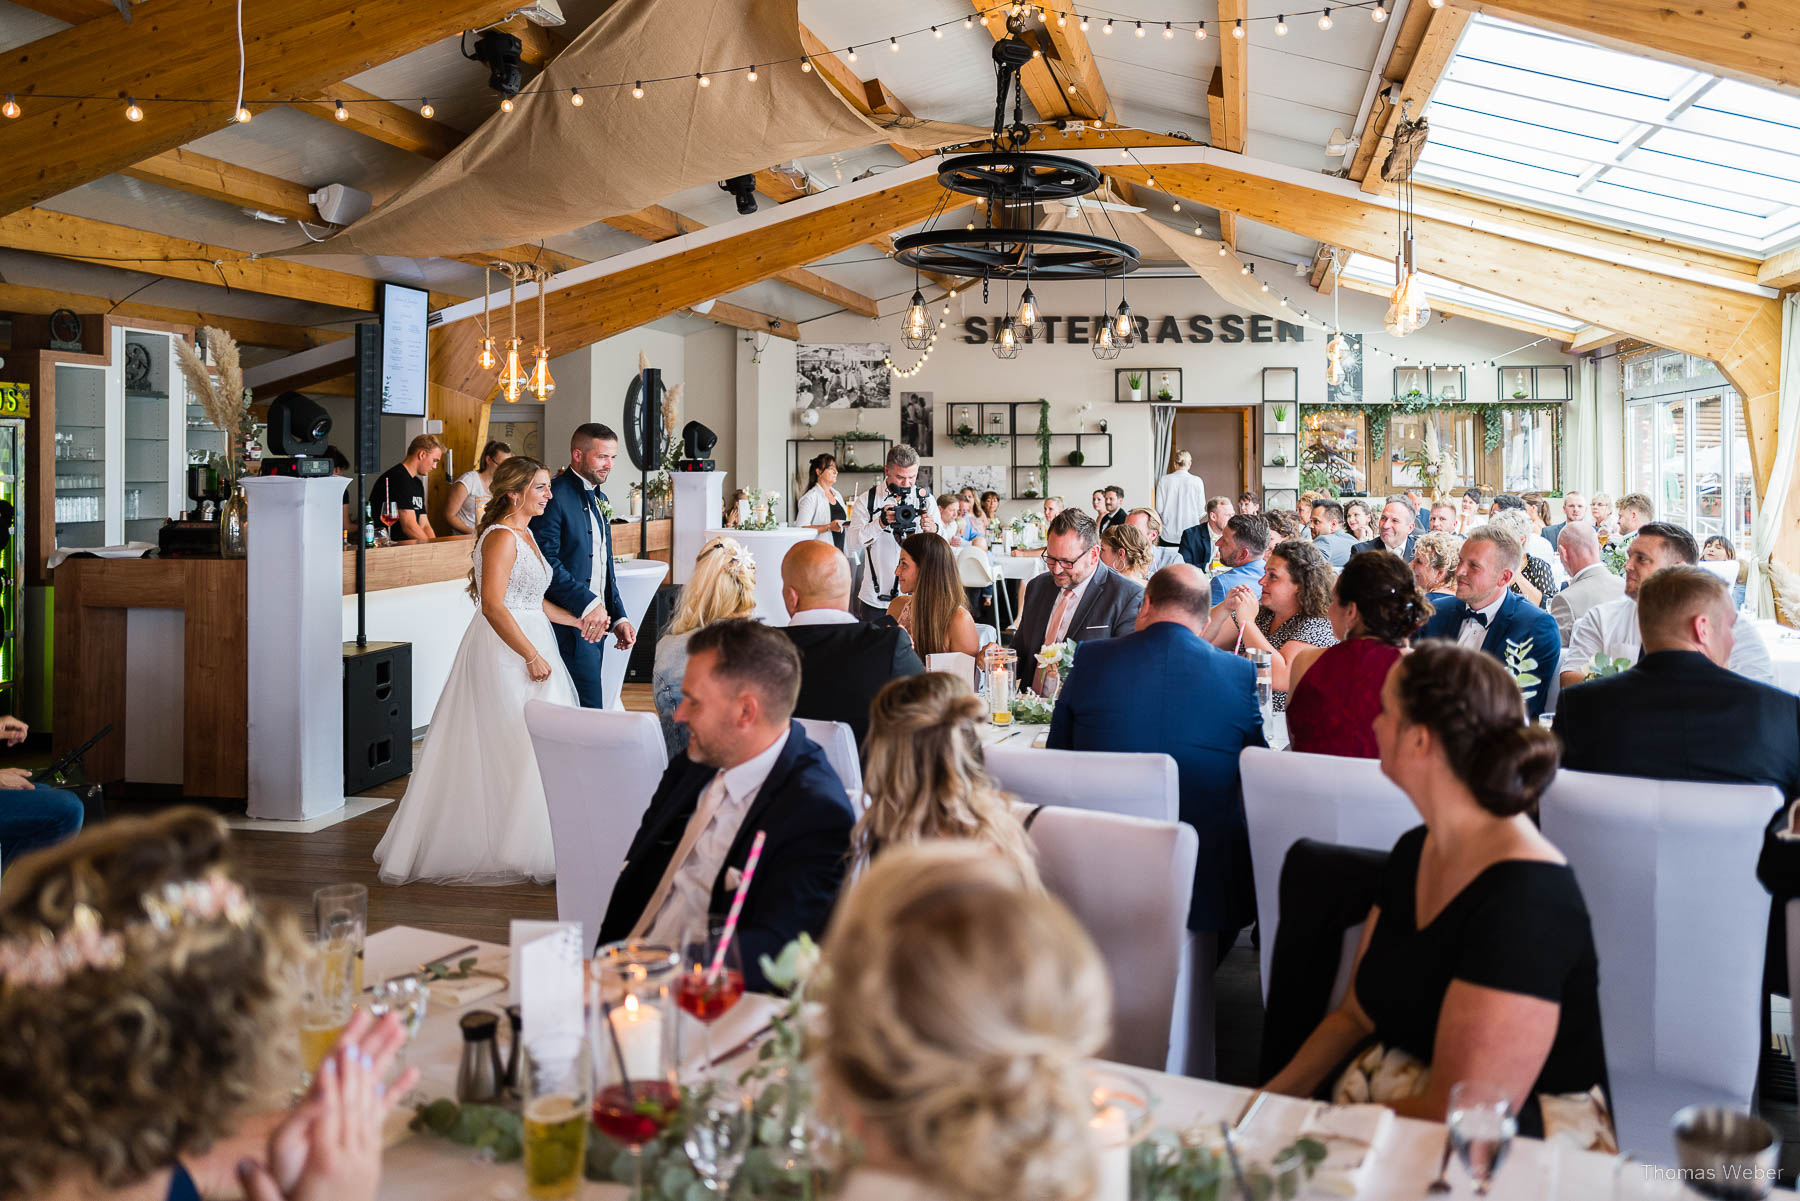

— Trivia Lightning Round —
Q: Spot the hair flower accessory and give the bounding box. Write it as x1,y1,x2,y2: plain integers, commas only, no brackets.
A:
0,904,124,990
142,872,253,931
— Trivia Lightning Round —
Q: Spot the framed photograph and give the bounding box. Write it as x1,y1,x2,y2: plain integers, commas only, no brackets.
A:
1263,434,1297,469
795,342,893,410
1263,401,1297,433
900,390,933,454
944,464,1006,499
1261,367,1298,403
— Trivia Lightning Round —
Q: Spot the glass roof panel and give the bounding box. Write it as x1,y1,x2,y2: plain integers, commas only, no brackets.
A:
1340,253,1584,333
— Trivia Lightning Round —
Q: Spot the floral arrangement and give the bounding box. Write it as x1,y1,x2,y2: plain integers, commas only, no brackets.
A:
1132,1129,1327,1201
1034,638,1078,675
1585,654,1633,681
740,488,783,531
951,423,1008,449
1504,637,1542,705
1601,538,1629,577
174,327,254,487
1009,691,1055,723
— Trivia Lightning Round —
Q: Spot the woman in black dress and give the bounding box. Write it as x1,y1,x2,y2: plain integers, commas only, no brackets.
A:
1265,642,1609,1136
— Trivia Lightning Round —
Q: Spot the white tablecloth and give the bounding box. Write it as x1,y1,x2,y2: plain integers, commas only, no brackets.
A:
601,559,667,710
368,923,1782,1200
703,527,815,627
990,551,1045,582
1754,617,1800,696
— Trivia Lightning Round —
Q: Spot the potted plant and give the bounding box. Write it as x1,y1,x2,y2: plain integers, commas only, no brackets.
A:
1126,372,1143,401
1067,449,1086,467
1512,388,1529,400
1272,404,1288,425
1271,452,1289,467
1157,372,1174,402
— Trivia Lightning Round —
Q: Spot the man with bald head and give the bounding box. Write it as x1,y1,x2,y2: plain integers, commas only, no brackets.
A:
1548,521,1622,642
779,540,923,745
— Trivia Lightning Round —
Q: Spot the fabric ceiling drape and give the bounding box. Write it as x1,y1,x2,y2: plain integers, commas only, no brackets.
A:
1750,293,1800,618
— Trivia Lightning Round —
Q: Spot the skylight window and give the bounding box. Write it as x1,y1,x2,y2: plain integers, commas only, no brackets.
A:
1413,15,1800,256
1340,253,1585,335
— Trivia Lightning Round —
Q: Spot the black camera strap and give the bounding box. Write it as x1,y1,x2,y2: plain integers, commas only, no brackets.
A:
867,481,918,603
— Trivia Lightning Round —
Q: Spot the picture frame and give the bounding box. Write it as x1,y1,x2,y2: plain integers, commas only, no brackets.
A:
1263,433,1297,468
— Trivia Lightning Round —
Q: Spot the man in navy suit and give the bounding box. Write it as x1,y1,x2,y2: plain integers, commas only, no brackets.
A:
531,423,634,708
1420,525,1562,719
1350,497,1418,561
1048,564,1266,949
1010,509,1143,690
599,620,853,991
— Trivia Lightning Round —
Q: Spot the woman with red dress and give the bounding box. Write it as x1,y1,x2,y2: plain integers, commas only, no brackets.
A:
1285,550,1433,757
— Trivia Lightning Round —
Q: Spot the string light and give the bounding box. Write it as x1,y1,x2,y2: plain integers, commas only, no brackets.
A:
801,59,813,72
334,99,348,121
1318,8,1333,29
1372,1,1387,20
500,97,514,112
420,98,434,117
889,36,899,51
1233,18,1245,38
1218,243,1229,256
569,87,583,106
235,105,252,123
124,97,142,122
631,82,643,98
931,25,941,37
747,65,758,81
2,95,18,119
1195,21,1207,38
965,15,975,28
1057,12,1067,26
1079,14,1089,30
697,72,711,87
1275,15,1288,35
1172,200,1181,212
1104,17,1114,33
846,46,857,62
1134,19,1145,36
1162,21,1173,37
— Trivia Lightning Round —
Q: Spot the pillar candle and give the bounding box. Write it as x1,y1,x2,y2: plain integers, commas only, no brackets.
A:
606,992,664,1081
1090,1103,1130,1201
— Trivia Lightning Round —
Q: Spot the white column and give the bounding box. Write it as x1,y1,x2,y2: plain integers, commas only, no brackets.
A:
243,474,351,821
673,470,726,585
735,335,795,494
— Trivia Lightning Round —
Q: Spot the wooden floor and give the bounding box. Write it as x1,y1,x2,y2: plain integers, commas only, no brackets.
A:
228,682,656,944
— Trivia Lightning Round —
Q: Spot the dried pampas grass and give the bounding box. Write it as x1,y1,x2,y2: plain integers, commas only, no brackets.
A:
174,325,249,480
661,382,682,441
1768,556,1800,627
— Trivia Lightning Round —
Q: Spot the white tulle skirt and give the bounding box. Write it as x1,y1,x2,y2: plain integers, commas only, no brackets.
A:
373,606,579,886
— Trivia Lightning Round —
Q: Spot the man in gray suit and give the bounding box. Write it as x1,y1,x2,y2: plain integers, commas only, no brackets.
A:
1009,509,1144,691
1549,521,1623,642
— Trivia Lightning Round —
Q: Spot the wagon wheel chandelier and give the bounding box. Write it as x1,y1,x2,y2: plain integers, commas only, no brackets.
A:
890,7,1138,362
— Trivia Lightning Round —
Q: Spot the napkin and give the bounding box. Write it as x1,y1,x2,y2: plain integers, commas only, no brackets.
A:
425,960,507,1010
1241,1099,1392,1197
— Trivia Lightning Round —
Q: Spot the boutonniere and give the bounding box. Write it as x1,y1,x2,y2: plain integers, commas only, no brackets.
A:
1034,638,1078,671
596,497,614,522
1504,637,1541,704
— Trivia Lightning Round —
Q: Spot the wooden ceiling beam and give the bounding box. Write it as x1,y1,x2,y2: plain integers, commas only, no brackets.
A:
8,0,136,22
1348,0,1439,185
1337,273,1579,342
1449,0,1800,96
495,15,565,69
1362,6,1471,195
121,148,317,223
685,299,799,341
972,3,1113,123
0,280,344,350
1212,0,1248,153
1758,246,1800,291
797,25,928,164
1566,325,1623,354
0,0,517,215
0,208,459,311
1309,246,1342,293
448,244,590,275
290,84,463,160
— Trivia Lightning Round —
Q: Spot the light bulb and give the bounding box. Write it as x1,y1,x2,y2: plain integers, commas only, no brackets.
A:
1318,8,1333,29
1057,12,1066,26
529,348,555,398
1032,47,1042,57
1218,243,1228,255
1017,287,1038,328
1372,2,1387,20
1134,20,1145,36
476,337,497,372
500,338,528,403
1194,223,1204,235
698,73,711,87
334,99,348,121
1195,21,1207,38
1103,18,1113,33
932,25,942,37
747,65,758,81
1172,201,1182,212
1079,14,1089,29
889,36,899,51
124,97,142,122
1241,262,1251,274
500,97,514,112
235,106,252,123
1162,21,1173,37
1146,174,1156,187
846,46,857,62
801,59,813,72
965,15,974,27
420,98,435,117
1275,15,1288,35
1232,18,1245,38
1113,299,1133,340
1261,281,1270,292
1428,0,1444,6
569,88,583,106
1038,6,1047,22
998,324,1016,348
2,95,18,119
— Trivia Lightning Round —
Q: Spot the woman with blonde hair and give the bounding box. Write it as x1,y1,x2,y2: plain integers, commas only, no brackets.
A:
889,532,980,657
1410,531,1462,605
444,438,512,534
817,843,1111,1201
653,536,759,755
1098,522,1154,583
855,673,1039,887
1,808,416,1201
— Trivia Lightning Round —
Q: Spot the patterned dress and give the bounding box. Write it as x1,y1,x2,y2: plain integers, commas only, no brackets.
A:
1255,611,1338,712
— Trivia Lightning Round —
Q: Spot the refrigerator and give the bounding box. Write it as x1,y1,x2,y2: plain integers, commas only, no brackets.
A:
0,392,27,710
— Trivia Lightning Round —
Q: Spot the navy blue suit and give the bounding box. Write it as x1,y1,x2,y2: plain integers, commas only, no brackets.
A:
531,469,627,708
1351,533,1417,561
597,721,854,992
1047,621,1266,933
1420,591,1562,719
1178,523,1211,569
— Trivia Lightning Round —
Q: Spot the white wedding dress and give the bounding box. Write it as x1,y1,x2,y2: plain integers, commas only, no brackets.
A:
374,524,578,885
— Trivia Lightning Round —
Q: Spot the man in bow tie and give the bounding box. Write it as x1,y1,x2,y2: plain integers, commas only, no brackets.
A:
532,423,637,708
1419,526,1562,719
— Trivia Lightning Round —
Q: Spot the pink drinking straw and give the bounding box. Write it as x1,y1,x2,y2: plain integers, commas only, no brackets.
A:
707,829,766,983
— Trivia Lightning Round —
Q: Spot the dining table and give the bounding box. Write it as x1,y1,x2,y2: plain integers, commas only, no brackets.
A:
365,924,1746,1200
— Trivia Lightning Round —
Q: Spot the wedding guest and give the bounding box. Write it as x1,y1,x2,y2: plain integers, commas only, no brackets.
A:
1237,490,1261,516
936,493,983,548
780,541,923,746
1296,491,1320,527
958,486,980,527
1009,510,1143,690
1266,643,1607,1138
1402,488,1430,534
1097,485,1127,533
599,620,854,989
1617,492,1654,540
444,438,512,535
1428,501,1459,534
1490,508,1557,607
1550,523,1623,642
0,715,82,869
1042,495,1064,524
1409,531,1461,607
794,453,848,550
1209,513,1270,607
818,844,1108,1201
1544,491,1588,549
1202,540,1336,711
1264,508,1306,548
1703,535,1750,607
1590,492,1618,540
1308,499,1358,569
1155,450,1208,547
1050,564,1265,954
721,488,749,528
978,490,1002,534
1091,489,1107,517
653,536,758,757
1561,521,1772,688
854,674,1039,887
0,808,416,1201
368,433,443,542
1458,487,1484,535
890,532,981,658
1351,498,1417,560
1099,523,1154,584
1345,499,1374,543
1177,495,1236,569
1419,526,1562,720
1123,506,1180,571
1287,551,1432,758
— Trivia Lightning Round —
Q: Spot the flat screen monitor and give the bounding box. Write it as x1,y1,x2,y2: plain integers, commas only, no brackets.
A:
378,282,428,416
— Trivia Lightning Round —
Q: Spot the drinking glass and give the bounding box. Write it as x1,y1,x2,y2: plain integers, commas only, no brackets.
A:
379,500,399,545
297,937,355,1088
366,973,428,1095
523,1034,591,1201
677,920,745,1078
1448,1081,1517,1195
591,942,681,1199
312,884,367,996
683,1084,751,1192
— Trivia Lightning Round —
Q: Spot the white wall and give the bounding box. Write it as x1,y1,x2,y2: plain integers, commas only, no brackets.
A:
794,277,1586,520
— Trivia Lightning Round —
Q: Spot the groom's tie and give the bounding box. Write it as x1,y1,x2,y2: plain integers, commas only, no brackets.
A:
629,770,728,940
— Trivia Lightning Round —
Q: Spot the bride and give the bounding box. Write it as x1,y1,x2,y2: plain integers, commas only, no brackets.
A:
375,456,595,885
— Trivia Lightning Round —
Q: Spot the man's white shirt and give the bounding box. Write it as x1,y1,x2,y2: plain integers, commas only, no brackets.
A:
1155,470,1207,540
1563,594,1774,683
848,484,945,608
1457,591,1508,651
577,474,609,618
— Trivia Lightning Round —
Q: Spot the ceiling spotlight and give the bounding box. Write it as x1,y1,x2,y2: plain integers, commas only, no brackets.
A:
465,28,525,99
334,99,348,121
1275,15,1288,35
124,97,142,122
1318,8,1333,29
569,87,583,106
420,97,435,116
719,174,757,214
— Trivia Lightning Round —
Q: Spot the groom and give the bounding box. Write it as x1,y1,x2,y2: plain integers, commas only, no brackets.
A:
533,423,637,707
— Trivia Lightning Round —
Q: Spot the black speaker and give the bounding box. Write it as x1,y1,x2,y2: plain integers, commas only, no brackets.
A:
354,323,382,474
625,583,682,684
344,641,412,794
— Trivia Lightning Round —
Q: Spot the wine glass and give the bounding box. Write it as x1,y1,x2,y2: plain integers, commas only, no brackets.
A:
1448,1081,1517,1196
379,499,399,545
682,1084,751,1193
591,942,681,1200
678,920,745,1079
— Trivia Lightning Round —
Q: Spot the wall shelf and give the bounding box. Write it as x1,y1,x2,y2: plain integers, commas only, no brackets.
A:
784,434,892,519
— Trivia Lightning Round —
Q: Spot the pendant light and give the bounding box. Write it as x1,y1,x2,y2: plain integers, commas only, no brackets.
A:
528,267,555,398
1111,279,1136,349
498,271,529,402
476,265,497,372
1091,276,1121,360
902,276,932,350
993,317,1020,360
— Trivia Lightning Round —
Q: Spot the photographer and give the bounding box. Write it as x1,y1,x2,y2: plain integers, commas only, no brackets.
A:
849,444,940,621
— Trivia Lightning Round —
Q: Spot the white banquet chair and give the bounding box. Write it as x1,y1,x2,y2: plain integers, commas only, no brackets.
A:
1239,747,1418,1003
796,716,862,800
1540,770,1780,1162
958,547,1010,629
524,702,667,941
985,745,1178,822
1019,803,1200,1074
925,652,977,688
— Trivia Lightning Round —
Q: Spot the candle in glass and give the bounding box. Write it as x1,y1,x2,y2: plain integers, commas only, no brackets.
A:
606,992,664,1080
1089,1102,1130,1201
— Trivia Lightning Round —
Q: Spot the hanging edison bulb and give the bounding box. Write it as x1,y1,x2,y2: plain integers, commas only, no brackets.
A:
901,289,932,350
1111,296,1136,348
993,317,1020,361
1325,332,1347,386
1090,319,1121,361
528,347,555,398
477,336,498,371
476,265,498,372
500,338,529,402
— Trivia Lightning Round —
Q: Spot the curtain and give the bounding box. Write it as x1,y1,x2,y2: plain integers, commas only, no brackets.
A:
1569,358,1599,494
1750,294,1800,619
1152,405,1176,486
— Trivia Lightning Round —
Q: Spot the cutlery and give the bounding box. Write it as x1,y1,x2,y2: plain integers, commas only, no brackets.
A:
706,1022,774,1069
1231,1089,1268,1133
1427,1127,1455,1194
1218,1121,1254,1199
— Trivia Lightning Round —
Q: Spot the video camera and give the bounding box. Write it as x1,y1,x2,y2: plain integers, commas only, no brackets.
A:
880,482,929,539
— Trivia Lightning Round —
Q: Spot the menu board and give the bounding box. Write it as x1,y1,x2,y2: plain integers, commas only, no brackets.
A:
379,282,428,416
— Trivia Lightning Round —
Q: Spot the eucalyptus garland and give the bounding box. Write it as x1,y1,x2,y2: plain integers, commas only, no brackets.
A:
1304,396,1565,461
1036,399,1053,493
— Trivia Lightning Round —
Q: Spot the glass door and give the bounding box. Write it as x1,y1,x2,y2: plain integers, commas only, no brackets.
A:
53,363,110,548
1692,394,1725,542
118,327,183,545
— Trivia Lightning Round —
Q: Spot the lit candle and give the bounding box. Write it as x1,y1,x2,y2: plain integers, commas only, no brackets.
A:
1089,1101,1130,1201
607,992,664,1081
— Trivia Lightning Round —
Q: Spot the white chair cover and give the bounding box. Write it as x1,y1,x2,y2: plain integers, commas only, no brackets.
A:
523,701,667,940
795,716,862,799
926,652,977,688
1239,747,1418,1003
1540,769,1781,1161
985,744,1179,822
1019,802,1199,1073
957,547,999,588
974,623,999,649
